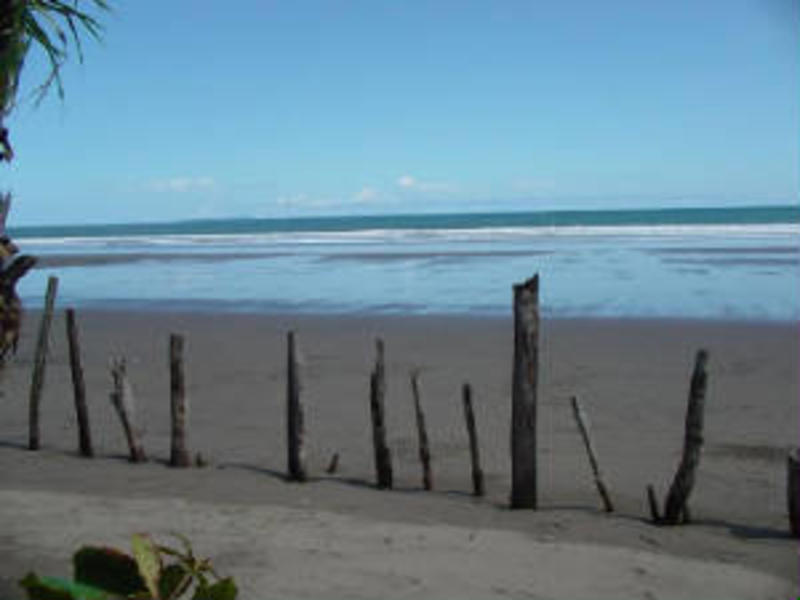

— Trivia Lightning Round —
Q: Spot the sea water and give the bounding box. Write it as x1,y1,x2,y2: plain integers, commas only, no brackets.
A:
10,206,800,321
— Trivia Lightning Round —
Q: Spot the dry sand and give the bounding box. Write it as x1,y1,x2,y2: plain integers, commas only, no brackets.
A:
0,310,797,599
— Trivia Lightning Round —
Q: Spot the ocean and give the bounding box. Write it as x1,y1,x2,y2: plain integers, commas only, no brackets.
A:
10,205,800,321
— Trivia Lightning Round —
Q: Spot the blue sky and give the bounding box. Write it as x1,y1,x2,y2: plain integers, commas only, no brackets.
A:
3,0,798,225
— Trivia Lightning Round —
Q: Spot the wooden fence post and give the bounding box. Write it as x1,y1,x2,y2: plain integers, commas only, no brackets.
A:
28,275,58,450
66,308,93,457
511,274,539,509
788,449,799,537
570,396,613,512
462,383,485,497
369,338,393,489
169,334,190,468
286,330,307,481
410,370,433,490
110,358,146,462
661,349,709,525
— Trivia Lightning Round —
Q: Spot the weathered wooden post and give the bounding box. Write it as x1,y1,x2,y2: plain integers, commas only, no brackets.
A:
570,396,613,512
462,383,485,497
369,338,393,489
661,349,709,525
646,484,662,523
66,308,93,457
28,275,58,450
110,358,146,462
169,333,191,468
788,449,800,537
326,452,340,474
286,330,307,481
511,274,539,509
410,370,433,490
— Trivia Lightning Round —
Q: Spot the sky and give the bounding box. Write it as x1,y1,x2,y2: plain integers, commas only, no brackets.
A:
2,0,798,225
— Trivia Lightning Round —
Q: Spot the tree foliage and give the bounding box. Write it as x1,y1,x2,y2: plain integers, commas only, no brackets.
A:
0,0,108,160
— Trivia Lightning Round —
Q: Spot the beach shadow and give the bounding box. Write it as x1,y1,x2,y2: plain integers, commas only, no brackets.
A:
439,489,497,503
218,462,291,482
0,439,28,450
697,518,794,541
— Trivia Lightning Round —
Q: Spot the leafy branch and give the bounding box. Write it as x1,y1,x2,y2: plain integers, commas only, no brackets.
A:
20,533,238,600
0,0,109,161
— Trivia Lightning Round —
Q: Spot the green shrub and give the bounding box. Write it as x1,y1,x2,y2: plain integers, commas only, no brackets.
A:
20,533,237,600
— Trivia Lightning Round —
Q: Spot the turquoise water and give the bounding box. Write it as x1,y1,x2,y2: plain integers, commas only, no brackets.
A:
11,205,800,239
12,206,800,321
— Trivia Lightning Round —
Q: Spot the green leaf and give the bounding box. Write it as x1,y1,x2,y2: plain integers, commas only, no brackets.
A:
191,578,237,600
19,573,112,600
73,547,146,596
131,534,162,600
158,564,191,600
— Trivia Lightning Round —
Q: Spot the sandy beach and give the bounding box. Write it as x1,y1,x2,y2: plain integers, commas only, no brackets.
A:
0,309,797,598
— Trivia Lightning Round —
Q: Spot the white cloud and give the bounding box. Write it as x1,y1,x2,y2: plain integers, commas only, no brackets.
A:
353,186,378,203
396,175,417,189
395,174,456,194
276,194,335,209
150,176,216,193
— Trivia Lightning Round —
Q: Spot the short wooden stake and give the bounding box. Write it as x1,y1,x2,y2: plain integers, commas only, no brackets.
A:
28,275,58,450
570,396,613,512
369,338,393,489
788,449,800,537
326,452,340,474
410,370,433,490
511,274,539,509
662,349,709,525
110,358,146,462
646,484,662,524
66,308,93,457
462,383,485,497
286,330,307,481
169,333,191,468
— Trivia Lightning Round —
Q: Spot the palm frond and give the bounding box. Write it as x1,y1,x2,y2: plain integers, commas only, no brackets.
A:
0,0,110,113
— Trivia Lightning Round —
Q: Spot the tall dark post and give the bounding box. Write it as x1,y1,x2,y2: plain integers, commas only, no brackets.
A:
662,349,709,525
511,274,539,509
286,330,307,481
410,370,433,490
788,449,800,537
369,338,393,489
66,308,93,457
169,333,190,468
462,383,485,497
28,275,58,450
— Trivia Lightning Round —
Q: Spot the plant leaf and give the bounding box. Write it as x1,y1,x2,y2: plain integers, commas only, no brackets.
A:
19,572,112,600
73,547,146,596
131,534,162,600
159,564,191,600
191,578,237,600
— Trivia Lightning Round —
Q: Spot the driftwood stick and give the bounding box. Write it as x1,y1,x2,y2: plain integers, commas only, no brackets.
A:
326,452,339,474
570,396,613,512
369,338,393,489
462,383,485,497
646,484,661,524
511,273,539,509
662,349,709,525
410,370,433,490
0,193,10,234
66,308,93,457
110,358,146,462
788,449,800,537
169,334,190,468
286,330,307,481
28,275,58,450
